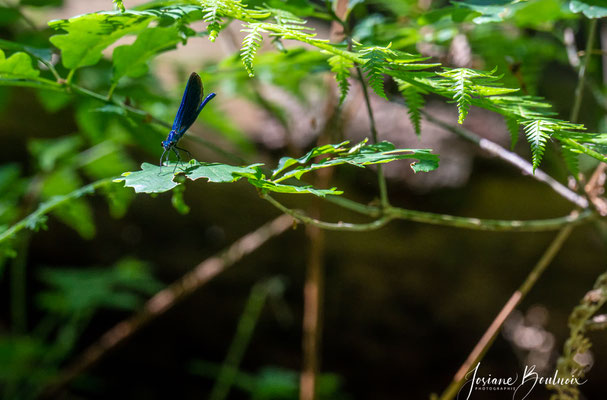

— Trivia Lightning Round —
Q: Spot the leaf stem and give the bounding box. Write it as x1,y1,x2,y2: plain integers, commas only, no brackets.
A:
263,194,392,231
263,194,594,232
558,136,607,163
354,66,390,208
65,69,75,85
106,82,117,101
0,178,114,245
209,279,277,400
571,18,598,123
421,109,589,208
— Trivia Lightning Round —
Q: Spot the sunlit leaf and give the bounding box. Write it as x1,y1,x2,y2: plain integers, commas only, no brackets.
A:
0,49,40,80
113,25,185,82
570,0,607,18
49,12,153,70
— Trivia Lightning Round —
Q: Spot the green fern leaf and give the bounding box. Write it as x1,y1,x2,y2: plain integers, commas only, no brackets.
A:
440,68,472,124
201,0,269,41
328,55,353,104
268,7,307,30
561,145,580,175
436,68,518,125
524,119,554,171
241,23,265,77
113,0,125,12
360,47,388,99
201,0,223,41
505,117,519,149
396,80,425,137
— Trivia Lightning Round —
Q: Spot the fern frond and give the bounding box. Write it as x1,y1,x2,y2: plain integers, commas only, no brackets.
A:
267,7,307,30
561,145,580,175
505,117,519,149
328,55,353,104
113,0,125,12
360,47,389,99
241,23,265,77
200,0,269,41
524,119,554,171
200,0,224,41
396,79,425,137
435,68,519,124
436,68,474,124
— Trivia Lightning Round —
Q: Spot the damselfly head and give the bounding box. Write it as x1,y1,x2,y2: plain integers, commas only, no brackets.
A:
161,139,175,150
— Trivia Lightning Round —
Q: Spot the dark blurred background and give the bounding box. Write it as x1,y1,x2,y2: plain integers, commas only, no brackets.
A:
1,1,607,399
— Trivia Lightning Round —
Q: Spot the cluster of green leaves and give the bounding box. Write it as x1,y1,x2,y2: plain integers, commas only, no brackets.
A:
115,139,439,196
2,0,605,177
0,258,161,398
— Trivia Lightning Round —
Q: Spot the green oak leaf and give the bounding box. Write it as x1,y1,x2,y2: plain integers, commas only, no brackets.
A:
246,179,342,197
272,141,350,178
49,12,154,70
0,49,40,80
112,26,184,82
452,0,525,24
0,39,53,64
116,140,438,197
114,162,179,193
570,0,607,18
184,162,262,183
114,162,261,193
275,141,439,181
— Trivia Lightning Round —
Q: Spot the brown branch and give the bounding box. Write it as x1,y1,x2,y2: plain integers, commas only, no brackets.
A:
439,225,575,400
42,215,294,398
421,110,590,209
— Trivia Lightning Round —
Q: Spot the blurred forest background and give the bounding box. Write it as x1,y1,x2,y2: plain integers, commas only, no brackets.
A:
1,0,607,399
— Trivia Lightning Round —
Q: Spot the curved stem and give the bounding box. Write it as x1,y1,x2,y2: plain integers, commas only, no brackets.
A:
106,82,118,101
421,110,589,208
571,18,598,123
354,66,390,208
0,178,114,245
263,194,392,231
385,207,592,232
439,225,574,400
263,193,595,232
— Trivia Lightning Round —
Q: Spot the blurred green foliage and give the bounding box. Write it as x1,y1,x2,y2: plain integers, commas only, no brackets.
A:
0,1,606,399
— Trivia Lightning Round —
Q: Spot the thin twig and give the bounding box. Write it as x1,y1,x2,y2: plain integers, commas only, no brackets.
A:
354,67,390,209
0,178,114,245
571,18,598,123
264,193,594,232
263,194,393,231
440,17,598,400
421,110,589,208
209,278,282,400
439,225,574,400
385,207,591,232
42,215,293,398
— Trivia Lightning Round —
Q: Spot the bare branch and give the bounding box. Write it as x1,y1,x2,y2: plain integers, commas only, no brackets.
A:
42,215,293,398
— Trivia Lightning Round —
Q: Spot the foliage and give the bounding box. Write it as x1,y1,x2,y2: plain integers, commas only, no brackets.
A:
1,1,604,173
1,0,607,399
549,271,607,399
0,258,160,398
115,140,438,195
